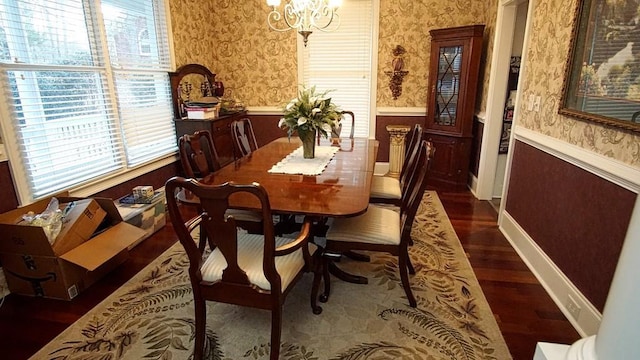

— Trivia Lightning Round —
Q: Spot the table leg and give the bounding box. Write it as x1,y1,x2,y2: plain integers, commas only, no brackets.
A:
327,259,368,284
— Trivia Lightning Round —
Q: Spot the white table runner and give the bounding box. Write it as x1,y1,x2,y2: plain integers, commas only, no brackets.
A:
268,145,340,176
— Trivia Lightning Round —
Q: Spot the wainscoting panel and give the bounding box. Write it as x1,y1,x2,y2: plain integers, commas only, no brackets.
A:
505,140,635,312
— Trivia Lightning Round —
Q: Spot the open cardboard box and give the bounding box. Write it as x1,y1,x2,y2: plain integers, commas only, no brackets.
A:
0,195,147,300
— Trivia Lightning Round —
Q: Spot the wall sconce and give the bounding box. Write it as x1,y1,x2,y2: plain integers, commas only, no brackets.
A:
385,45,409,100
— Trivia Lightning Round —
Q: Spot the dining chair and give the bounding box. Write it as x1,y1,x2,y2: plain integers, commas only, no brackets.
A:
231,117,259,158
165,177,324,360
369,124,423,206
317,140,432,308
178,130,221,178
177,130,262,239
340,111,355,139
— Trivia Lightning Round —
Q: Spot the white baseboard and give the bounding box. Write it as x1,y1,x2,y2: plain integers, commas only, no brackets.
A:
500,211,602,337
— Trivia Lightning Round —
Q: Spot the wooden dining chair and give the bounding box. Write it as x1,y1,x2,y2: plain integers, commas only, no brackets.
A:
178,130,221,178
165,177,324,360
177,130,262,239
231,118,259,158
317,140,432,308
340,110,355,139
369,124,424,205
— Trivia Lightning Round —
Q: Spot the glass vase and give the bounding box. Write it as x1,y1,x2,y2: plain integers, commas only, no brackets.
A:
298,129,316,159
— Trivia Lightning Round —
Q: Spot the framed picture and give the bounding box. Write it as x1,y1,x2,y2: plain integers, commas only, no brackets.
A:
559,0,640,134
499,121,512,154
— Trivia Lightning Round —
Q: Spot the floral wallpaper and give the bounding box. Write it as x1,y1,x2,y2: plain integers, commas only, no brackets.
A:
519,0,640,166
170,0,297,107
376,0,493,109
168,0,639,167
170,0,493,110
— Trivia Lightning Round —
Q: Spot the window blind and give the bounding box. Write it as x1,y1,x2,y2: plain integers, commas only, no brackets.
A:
0,0,176,200
300,0,374,139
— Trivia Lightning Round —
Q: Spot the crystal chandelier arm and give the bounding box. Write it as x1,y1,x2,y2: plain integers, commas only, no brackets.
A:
266,0,340,40
313,6,339,32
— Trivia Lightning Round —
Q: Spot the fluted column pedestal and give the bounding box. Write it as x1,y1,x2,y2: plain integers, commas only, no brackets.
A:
385,125,411,179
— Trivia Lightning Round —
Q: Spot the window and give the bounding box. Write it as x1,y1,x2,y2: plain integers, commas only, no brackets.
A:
0,0,175,203
299,0,377,138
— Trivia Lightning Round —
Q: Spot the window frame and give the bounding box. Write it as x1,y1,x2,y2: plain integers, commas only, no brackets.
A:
0,0,177,205
296,0,379,139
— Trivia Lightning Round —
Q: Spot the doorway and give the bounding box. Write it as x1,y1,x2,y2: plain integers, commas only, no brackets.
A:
472,0,530,202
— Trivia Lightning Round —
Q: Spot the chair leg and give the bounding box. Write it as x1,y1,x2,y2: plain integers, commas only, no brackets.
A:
398,247,417,308
407,253,416,275
270,306,282,360
193,297,206,360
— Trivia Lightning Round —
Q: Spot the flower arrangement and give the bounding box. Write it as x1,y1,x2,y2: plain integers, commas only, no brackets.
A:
278,86,342,139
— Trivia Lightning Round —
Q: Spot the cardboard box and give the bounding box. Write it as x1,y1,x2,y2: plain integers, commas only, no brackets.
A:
116,191,166,249
0,196,146,300
53,199,107,255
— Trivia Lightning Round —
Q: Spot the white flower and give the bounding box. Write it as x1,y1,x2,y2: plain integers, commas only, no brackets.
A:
286,101,296,110
278,118,286,128
297,117,308,125
311,108,321,115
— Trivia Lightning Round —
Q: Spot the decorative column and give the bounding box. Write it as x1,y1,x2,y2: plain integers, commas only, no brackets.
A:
385,124,411,179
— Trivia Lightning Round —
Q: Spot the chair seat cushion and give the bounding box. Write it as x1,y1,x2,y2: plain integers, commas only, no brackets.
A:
369,175,401,199
201,232,316,292
326,205,400,245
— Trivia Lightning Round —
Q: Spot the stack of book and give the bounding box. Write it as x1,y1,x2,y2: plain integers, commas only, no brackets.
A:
185,97,220,120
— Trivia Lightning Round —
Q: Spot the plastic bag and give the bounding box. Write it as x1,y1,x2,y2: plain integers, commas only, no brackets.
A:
22,197,63,245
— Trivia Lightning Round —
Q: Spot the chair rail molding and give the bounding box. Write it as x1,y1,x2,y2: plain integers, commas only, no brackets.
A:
376,107,426,116
513,126,640,193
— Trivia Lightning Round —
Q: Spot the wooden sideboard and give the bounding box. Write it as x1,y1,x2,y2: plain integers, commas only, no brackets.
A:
173,110,248,168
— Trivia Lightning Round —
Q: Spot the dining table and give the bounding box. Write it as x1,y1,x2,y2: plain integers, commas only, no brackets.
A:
181,136,379,218
179,136,379,285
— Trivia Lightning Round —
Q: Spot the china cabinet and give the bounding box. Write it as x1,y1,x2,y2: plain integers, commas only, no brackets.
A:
425,25,484,188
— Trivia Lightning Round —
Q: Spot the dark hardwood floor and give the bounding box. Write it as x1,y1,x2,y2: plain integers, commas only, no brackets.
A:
0,190,581,360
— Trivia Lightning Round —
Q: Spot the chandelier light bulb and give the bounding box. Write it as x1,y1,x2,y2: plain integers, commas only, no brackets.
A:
267,0,281,6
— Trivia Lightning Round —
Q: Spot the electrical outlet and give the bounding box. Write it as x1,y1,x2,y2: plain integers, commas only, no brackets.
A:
566,295,581,320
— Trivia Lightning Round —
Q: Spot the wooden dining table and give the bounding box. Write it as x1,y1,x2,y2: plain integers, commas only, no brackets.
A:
182,136,379,218
179,136,379,284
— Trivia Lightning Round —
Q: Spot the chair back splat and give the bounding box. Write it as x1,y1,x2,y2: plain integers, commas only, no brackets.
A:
165,177,323,360
231,118,259,158
178,130,221,178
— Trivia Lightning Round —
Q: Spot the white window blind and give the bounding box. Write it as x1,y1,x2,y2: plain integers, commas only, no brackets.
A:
300,0,375,139
0,0,176,200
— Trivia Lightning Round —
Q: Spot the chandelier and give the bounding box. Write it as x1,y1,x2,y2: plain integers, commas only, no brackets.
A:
266,0,341,46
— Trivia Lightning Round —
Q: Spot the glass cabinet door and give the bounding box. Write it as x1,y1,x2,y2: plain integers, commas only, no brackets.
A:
435,45,463,127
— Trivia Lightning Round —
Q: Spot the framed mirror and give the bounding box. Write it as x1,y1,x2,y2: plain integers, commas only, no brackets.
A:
559,0,640,134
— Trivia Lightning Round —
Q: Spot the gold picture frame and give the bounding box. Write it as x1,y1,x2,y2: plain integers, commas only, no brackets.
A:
559,0,640,134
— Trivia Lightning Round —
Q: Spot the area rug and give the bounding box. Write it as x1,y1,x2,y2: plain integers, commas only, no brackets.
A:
32,191,512,360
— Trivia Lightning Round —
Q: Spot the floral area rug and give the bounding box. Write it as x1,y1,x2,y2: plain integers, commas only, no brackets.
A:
32,191,512,360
